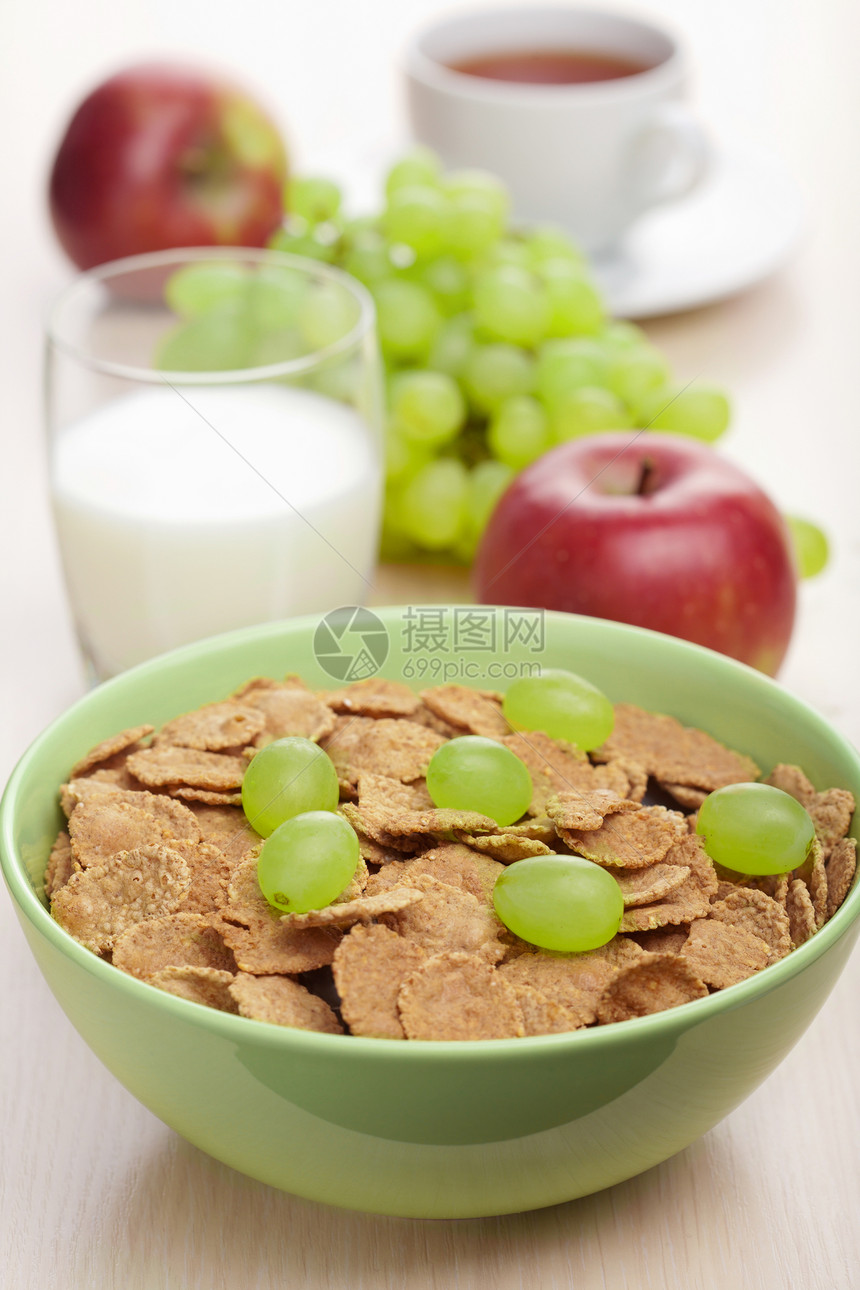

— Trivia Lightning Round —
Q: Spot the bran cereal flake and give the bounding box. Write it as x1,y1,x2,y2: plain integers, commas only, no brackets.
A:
70,725,155,779
565,804,687,870
596,953,709,1023
786,879,817,947
44,830,74,898
398,951,525,1041
364,843,504,905
68,789,201,870
681,919,771,989
595,703,760,791
380,874,506,962
229,972,344,1033
419,684,509,739
158,702,266,751
707,888,791,963
825,837,857,920
332,923,426,1039
148,966,238,1011
280,885,424,929
320,676,422,719
51,844,192,954
127,746,246,792
112,911,236,978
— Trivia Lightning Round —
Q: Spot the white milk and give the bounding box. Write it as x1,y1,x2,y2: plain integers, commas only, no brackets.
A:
51,383,382,678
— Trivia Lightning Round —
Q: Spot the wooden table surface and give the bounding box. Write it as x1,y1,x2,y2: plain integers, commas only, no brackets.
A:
1,1,859,1286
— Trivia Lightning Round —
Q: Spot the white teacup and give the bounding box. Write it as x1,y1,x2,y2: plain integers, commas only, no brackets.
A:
405,6,709,256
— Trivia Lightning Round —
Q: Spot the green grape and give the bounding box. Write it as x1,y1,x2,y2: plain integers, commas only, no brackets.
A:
440,193,500,256
786,516,830,579
443,168,510,222
342,214,378,237
503,668,614,749
535,338,608,407
164,262,248,318
308,354,361,403
465,458,515,539
600,319,649,351
381,478,410,534
268,219,338,263
248,328,306,368
288,175,343,223
419,255,471,315
483,238,533,270
455,459,514,560
379,521,421,562
551,385,631,440
385,147,441,196
443,192,505,258
242,737,339,838
389,243,417,269
452,533,479,564
247,266,307,330
257,810,360,914
440,192,500,258
298,280,360,349
383,367,402,409
606,345,671,413
391,370,466,445
373,279,441,361
426,736,532,827
474,266,549,346
638,384,731,442
464,342,535,412
488,395,551,469
384,423,432,482
443,192,505,257
493,855,623,952
526,225,586,267
696,783,816,876
156,303,257,373
312,220,344,251
399,458,468,548
342,230,393,287
428,314,476,378
384,185,449,259
538,260,606,336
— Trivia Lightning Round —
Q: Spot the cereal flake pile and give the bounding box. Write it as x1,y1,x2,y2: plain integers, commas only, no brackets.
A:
46,676,857,1039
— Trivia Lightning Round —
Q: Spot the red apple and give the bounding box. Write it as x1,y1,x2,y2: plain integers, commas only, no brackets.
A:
49,63,288,270
473,432,797,674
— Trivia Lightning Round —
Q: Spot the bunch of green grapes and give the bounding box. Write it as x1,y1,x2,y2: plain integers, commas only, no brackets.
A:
269,152,732,563
160,153,820,571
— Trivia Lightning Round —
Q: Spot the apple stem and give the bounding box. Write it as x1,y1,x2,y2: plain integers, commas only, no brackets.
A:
637,457,658,497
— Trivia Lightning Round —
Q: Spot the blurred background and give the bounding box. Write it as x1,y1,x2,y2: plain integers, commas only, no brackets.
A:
3,2,858,776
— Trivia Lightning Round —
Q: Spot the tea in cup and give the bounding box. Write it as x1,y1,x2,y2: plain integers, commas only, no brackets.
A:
405,6,709,255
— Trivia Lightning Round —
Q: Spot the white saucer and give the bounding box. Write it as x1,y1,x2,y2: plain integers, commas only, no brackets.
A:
588,141,805,319
323,137,804,321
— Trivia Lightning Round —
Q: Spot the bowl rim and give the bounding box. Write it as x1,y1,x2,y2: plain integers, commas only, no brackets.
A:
3,607,859,1058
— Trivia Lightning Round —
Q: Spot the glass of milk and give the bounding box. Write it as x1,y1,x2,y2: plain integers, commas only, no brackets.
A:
45,247,384,682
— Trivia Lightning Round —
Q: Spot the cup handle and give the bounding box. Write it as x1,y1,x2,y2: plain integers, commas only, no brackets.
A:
624,102,710,215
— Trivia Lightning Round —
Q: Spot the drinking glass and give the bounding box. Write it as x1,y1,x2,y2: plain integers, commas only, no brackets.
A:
45,247,383,682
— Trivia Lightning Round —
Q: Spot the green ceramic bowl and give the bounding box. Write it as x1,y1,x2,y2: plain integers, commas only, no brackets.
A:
2,608,859,1218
